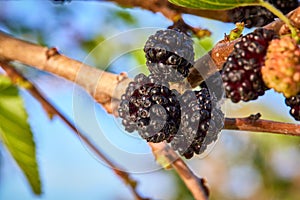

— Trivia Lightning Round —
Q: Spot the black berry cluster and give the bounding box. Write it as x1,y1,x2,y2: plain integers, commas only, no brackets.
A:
222,28,277,103
229,0,298,28
285,94,300,121
119,29,225,159
118,73,181,143
171,89,224,159
144,29,194,82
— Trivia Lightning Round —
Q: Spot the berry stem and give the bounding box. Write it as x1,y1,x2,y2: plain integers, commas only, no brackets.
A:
259,0,298,40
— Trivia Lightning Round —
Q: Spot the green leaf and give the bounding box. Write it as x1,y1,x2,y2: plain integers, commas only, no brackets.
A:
168,0,261,10
0,76,41,195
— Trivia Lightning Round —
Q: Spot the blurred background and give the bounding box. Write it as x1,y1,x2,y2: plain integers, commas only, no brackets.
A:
0,1,300,199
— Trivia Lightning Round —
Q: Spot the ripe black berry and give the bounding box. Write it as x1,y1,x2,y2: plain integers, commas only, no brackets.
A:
229,0,298,28
171,88,224,159
222,28,277,103
118,73,181,143
144,29,194,82
285,94,300,121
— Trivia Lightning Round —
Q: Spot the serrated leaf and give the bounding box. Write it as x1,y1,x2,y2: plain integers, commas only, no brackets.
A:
0,76,41,195
168,0,261,10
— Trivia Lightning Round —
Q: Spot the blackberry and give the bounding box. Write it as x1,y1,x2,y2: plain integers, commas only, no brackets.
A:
171,88,224,159
118,73,181,143
229,0,298,28
285,94,300,121
144,29,194,82
222,28,277,103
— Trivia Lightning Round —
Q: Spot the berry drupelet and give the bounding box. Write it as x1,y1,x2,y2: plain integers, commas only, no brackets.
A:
144,29,194,82
118,73,181,143
222,28,277,103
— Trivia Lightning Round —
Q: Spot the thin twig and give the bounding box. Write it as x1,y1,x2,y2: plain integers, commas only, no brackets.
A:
168,17,211,38
105,0,230,22
224,117,300,136
150,142,209,200
0,62,149,200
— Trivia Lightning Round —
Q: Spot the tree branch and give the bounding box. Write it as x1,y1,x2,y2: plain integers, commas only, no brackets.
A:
225,117,300,136
105,0,230,22
150,142,209,200
0,61,149,200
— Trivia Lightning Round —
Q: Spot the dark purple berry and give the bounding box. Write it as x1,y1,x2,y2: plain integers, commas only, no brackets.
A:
171,88,224,159
222,28,277,103
144,29,194,82
118,73,181,142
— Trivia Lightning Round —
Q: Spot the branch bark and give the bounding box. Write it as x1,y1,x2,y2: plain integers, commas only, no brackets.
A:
150,142,209,200
225,117,300,136
105,0,230,22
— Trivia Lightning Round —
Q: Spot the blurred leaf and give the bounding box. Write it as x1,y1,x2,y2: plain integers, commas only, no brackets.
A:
0,76,41,194
131,50,146,65
81,35,106,52
114,10,137,25
168,0,260,10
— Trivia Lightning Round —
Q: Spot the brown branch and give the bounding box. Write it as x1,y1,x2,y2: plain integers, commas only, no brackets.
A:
0,31,132,114
150,142,209,200
168,17,211,38
225,117,300,136
105,0,230,22
0,61,149,200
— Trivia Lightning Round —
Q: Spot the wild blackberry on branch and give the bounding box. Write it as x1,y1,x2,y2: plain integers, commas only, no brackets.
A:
171,88,224,159
229,0,299,28
262,35,300,98
222,28,277,103
144,29,194,82
285,93,300,121
118,73,181,143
